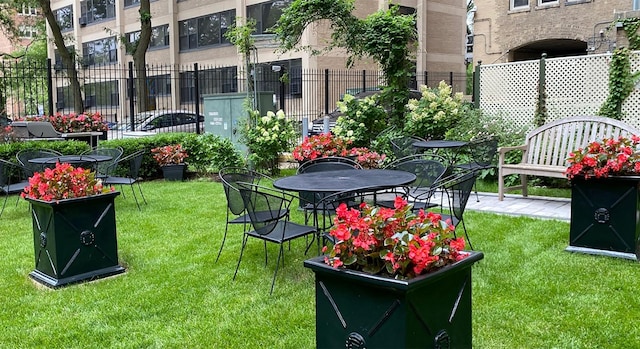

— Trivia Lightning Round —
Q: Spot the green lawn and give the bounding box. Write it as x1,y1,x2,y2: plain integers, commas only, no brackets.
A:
0,178,637,348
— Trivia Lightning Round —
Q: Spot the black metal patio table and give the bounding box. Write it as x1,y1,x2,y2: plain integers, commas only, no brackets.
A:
274,169,417,253
28,155,113,172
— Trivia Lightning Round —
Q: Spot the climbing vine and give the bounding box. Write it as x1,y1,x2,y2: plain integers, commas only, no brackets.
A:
272,0,417,128
598,47,640,120
620,18,640,50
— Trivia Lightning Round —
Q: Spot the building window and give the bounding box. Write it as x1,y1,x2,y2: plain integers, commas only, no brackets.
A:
125,0,140,6
178,10,235,51
247,0,293,34
634,0,640,10
85,80,119,107
148,74,172,96
198,66,238,95
82,37,118,66
538,0,558,5
80,0,116,25
20,5,38,16
54,6,74,32
127,24,170,50
19,25,37,38
511,0,529,9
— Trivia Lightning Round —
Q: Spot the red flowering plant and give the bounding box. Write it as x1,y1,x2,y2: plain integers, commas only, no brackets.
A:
19,112,108,132
292,133,351,162
151,144,189,166
323,197,469,279
348,147,386,169
565,135,640,180
22,162,114,202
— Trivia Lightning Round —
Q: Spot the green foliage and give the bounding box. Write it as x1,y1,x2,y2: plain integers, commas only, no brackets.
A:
272,0,356,53
445,108,527,181
274,1,416,127
404,81,467,140
533,80,548,127
598,47,640,120
621,18,640,50
332,93,387,147
103,133,244,178
224,18,256,56
239,110,297,175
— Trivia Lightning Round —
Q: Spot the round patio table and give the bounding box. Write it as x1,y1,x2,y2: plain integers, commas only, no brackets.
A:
273,169,416,193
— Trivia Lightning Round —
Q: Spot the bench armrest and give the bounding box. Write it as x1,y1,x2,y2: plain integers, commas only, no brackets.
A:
498,144,528,165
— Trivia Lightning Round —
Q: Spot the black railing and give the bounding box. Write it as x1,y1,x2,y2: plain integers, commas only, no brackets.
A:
0,59,469,138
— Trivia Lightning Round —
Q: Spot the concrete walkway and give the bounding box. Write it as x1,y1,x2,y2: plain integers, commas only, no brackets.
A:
454,192,571,221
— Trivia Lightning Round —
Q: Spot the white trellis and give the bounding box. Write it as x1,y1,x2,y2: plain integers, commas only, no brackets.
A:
478,51,640,130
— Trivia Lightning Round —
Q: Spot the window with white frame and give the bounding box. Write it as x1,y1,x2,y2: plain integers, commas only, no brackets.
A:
19,25,37,38
20,5,38,16
511,0,529,9
538,0,558,5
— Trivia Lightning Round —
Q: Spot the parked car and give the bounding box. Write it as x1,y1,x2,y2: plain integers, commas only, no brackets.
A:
117,110,205,133
309,89,422,136
0,114,12,127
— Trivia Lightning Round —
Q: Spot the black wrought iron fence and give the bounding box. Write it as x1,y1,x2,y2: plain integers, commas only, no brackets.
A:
0,58,469,139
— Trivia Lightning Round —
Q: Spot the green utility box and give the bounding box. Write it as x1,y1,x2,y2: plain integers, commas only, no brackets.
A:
202,92,275,151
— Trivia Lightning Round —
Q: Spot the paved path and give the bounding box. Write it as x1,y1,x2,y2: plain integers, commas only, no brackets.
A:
452,192,571,221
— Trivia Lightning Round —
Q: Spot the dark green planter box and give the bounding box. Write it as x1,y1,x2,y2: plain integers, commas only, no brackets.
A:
568,177,640,260
26,191,125,288
304,251,484,349
161,164,186,181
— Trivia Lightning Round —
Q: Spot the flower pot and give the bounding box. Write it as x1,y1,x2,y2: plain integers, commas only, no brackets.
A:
304,251,484,349
25,191,124,288
161,164,187,181
568,177,640,260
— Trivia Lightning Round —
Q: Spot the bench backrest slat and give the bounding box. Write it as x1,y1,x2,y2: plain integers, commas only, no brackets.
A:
525,116,640,167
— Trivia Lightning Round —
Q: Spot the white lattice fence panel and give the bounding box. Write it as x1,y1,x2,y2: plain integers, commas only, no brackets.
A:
479,51,640,131
621,52,640,129
479,60,538,130
545,54,609,123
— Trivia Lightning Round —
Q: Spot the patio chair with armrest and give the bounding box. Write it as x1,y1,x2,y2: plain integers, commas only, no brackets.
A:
376,154,447,211
390,135,427,159
102,149,147,210
25,121,63,139
16,148,63,176
437,170,478,250
0,159,30,218
454,137,498,202
81,146,124,178
217,167,285,262
310,188,363,252
235,182,317,294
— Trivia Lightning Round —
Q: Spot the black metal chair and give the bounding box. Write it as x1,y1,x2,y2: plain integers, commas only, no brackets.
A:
454,137,498,202
0,159,30,218
217,167,284,262
103,149,147,210
311,188,363,252
235,182,317,294
81,146,124,178
377,154,447,211
438,170,478,250
390,135,427,159
16,148,63,176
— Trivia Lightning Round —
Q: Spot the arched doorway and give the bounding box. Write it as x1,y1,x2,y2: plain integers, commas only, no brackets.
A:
510,39,588,61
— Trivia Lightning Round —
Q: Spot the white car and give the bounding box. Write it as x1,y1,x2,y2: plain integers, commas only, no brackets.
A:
118,110,204,133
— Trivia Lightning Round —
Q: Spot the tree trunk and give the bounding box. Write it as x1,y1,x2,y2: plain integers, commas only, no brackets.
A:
132,0,152,112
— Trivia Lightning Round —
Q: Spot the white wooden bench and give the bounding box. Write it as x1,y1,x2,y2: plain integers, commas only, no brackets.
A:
498,115,640,201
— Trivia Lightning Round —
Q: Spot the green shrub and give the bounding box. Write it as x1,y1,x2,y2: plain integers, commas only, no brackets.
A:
333,94,388,148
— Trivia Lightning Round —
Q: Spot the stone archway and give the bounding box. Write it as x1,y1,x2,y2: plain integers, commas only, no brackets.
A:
510,39,587,61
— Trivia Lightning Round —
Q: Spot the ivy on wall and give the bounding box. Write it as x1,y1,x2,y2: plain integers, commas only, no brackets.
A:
598,47,640,120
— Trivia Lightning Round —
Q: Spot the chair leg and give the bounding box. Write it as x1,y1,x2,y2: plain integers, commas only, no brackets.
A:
216,219,230,263
269,246,284,294
136,182,147,204
129,184,141,211
473,180,479,202
233,234,249,280
460,219,473,251
0,194,8,218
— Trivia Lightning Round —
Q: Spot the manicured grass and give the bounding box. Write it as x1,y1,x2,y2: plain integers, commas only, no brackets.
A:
0,178,637,348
